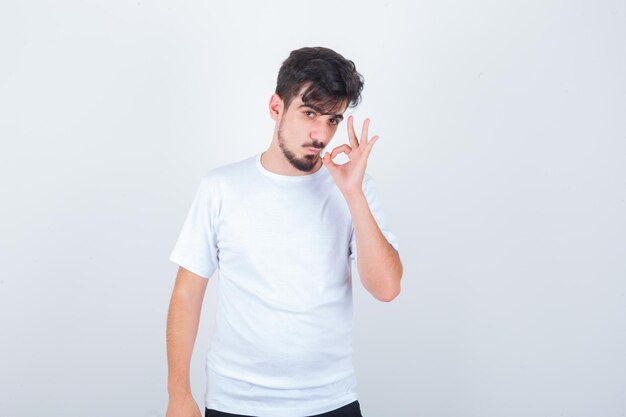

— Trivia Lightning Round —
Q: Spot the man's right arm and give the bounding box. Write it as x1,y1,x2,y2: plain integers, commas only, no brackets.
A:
165,266,209,417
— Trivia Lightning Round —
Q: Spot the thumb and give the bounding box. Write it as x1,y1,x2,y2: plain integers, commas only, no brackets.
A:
322,153,334,168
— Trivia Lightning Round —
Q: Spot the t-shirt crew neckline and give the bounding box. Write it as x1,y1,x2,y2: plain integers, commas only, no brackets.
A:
255,152,327,182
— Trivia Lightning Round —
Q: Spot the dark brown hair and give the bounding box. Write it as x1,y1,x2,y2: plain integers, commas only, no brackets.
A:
275,47,364,113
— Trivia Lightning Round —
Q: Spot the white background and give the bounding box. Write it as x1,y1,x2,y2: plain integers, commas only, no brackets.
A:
1,1,625,416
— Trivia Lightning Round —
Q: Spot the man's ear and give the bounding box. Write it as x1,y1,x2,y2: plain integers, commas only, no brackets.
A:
269,94,283,121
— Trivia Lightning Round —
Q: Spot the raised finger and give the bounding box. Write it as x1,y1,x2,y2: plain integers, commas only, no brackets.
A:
361,118,370,145
347,116,359,148
364,135,379,158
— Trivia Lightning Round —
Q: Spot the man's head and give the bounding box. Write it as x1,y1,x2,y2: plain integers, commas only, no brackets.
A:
269,47,364,172
276,47,364,114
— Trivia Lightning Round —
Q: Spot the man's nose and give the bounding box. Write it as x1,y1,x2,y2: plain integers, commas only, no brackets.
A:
310,120,333,142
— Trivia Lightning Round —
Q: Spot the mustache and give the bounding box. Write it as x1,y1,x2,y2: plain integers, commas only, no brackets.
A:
303,141,325,149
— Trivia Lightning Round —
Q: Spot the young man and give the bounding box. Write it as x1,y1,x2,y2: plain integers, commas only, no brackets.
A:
166,47,402,417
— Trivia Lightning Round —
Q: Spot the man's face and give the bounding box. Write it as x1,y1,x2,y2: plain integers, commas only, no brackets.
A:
276,94,347,172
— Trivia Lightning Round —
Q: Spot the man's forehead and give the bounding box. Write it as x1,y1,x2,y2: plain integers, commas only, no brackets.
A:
293,93,347,117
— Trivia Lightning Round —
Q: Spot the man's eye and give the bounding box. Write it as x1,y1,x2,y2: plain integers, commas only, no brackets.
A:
329,118,338,126
304,111,315,118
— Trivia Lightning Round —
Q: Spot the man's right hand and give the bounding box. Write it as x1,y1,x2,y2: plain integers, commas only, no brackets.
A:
166,394,202,417
166,267,209,417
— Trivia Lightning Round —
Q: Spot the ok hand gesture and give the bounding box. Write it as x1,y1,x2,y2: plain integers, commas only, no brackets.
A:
322,115,380,196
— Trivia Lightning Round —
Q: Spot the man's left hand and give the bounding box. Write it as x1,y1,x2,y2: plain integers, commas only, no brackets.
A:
322,115,379,196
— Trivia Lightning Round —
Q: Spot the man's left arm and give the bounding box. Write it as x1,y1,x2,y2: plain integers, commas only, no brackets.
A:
322,115,403,302
345,189,403,301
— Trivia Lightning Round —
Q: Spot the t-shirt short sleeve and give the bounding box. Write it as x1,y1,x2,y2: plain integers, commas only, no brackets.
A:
349,174,399,262
169,177,219,279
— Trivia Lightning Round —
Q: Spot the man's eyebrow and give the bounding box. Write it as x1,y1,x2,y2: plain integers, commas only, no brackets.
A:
298,103,344,120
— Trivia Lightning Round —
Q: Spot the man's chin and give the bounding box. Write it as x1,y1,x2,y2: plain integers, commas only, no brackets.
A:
291,155,319,172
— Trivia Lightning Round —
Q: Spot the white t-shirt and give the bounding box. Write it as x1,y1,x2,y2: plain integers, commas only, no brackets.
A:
170,153,399,416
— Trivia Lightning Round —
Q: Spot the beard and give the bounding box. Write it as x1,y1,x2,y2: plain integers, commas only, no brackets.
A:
277,121,322,173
